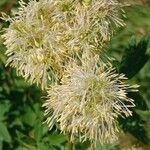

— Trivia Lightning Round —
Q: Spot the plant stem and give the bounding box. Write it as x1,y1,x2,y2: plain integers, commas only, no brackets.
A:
68,133,73,150
87,143,94,150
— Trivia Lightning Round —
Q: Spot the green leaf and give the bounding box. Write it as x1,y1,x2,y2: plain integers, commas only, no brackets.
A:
128,92,148,111
16,131,37,150
119,35,150,78
47,133,67,145
33,121,43,142
73,140,90,150
0,100,10,121
37,142,47,150
118,92,148,143
146,100,150,110
96,143,116,150
136,110,150,123
16,130,27,140
0,122,11,143
22,106,37,127
0,137,3,150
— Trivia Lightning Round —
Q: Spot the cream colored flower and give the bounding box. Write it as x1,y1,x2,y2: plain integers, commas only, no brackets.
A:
2,0,125,89
43,56,137,145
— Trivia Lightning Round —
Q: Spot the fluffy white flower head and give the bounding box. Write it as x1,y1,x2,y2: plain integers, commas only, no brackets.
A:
2,0,125,89
43,55,137,145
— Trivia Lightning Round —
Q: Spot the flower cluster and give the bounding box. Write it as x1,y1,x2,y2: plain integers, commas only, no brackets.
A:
43,56,136,145
2,0,137,147
2,0,125,89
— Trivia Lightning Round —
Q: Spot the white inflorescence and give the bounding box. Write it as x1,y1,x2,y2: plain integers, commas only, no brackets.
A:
2,0,136,146
43,56,137,145
2,0,125,89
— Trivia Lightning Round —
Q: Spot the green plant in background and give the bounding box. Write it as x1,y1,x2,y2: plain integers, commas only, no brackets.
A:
0,0,150,150
118,35,150,144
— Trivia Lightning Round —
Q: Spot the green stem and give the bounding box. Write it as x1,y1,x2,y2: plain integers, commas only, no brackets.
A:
68,133,73,150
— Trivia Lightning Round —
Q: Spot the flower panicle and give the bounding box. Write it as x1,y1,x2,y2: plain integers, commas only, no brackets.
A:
2,0,126,89
2,0,136,146
43,55,138,145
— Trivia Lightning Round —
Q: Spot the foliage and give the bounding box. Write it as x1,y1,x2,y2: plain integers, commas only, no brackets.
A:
119,35,149,79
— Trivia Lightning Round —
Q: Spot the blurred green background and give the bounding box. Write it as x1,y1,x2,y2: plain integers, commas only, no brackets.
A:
0,0,150,150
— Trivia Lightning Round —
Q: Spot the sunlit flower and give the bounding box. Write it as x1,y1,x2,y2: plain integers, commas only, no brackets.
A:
2,0,125,89
43,56,137,145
